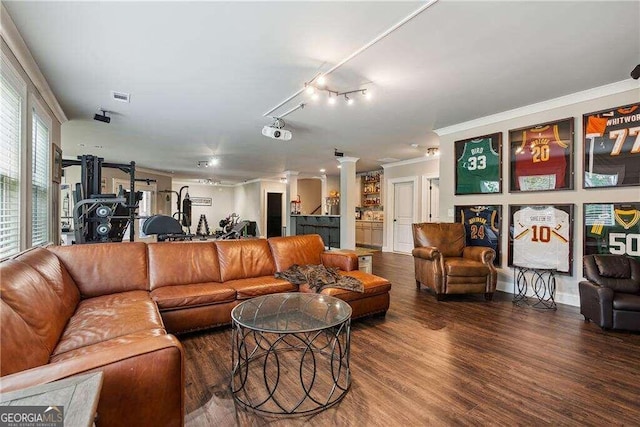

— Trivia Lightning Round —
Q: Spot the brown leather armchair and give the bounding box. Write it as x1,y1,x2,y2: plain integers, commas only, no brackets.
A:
579,254,640,331
412,222,497,301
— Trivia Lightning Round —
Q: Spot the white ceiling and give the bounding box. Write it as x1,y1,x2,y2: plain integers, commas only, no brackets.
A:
5,1,640,182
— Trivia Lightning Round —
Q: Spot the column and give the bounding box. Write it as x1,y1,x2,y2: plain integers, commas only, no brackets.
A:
284,170,299,236
337,157,359,249
320,174,328,215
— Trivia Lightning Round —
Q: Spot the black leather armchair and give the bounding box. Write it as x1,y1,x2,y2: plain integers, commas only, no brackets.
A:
579,254,640,331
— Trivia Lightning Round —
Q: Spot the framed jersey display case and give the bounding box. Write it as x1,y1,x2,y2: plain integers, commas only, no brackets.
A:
455,133,502,195
583,102,640,188
509,118,574,192
455,204,502,266
584,202,640,261
508,204,574,274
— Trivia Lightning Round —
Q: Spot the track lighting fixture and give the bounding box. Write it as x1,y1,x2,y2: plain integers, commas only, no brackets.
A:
425,147,439,157
303,78,372,108
197,158,219,168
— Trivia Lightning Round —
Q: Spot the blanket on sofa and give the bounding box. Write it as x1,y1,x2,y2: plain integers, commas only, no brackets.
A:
275,264,364,293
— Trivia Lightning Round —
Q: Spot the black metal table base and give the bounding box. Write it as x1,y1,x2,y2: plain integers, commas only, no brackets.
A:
231,320,351,416
512,266,557,310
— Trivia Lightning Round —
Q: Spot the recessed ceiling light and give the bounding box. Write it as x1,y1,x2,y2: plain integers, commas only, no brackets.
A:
337,165,342,169
209,158,219,166
320,168,326,173
410,143,419,148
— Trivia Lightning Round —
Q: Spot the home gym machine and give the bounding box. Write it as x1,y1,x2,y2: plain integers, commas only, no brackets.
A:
62,155,140,244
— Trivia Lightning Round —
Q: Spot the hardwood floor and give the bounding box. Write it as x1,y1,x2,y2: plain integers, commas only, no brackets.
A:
182,252,640,426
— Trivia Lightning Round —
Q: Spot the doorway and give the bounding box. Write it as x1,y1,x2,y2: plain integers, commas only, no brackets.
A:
392,181,415,253
266,192,283,237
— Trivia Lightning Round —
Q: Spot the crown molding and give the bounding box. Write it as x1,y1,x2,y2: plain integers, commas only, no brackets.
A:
1,4,67,124
136,166,174,177
381,156,437,169
434,79,640,136
337,156,359,164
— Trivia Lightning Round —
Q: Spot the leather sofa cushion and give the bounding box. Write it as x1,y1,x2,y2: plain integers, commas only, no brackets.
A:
52,291,164,357
613,293,640,311
299,270,391,302
151,283,236,309
444,258,490,277
0,299,50,376
413,223,465,257
225,276,297,299
215,239,276,282
50,329,166,363
596,255,631,279
584,255,640,293
148,241,221,289
16,247,80,319
51,242,149,298
0,259,72,375
268,234,325,272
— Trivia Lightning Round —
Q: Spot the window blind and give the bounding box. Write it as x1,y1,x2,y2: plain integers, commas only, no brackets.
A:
0,73,22,258
31,112,49,247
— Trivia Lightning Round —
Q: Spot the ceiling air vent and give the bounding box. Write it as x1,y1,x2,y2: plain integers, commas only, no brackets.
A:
111,91,130,103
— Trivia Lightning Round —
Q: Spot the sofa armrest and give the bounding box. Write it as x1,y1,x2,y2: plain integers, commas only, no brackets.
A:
321,252,358,271
579,280,614,329
462,246,495,265
412,247,440,261
0,335,184,427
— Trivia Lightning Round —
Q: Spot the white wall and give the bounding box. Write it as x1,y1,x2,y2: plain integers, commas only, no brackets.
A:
298,178,322,214
382,158,440,251
234,181,261,228
438,84,640,306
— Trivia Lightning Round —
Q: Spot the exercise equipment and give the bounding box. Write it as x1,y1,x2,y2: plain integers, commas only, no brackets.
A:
62,154,140,244
196,214,211,236
142,215,191,242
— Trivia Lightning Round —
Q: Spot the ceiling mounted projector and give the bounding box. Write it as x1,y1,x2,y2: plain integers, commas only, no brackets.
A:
94,109,111,124
262,126,292,141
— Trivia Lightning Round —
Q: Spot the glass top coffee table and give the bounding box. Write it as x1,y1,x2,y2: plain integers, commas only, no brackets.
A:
231,292,352,416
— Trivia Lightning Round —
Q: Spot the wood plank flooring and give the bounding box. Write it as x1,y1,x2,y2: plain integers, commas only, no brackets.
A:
181,252,640,426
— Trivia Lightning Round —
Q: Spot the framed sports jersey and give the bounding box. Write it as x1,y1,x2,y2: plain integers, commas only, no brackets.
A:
508,204,574,274
455,204,502,266
583,102,640,188
454,133,502,195
584,202,640,261
509,118,574,192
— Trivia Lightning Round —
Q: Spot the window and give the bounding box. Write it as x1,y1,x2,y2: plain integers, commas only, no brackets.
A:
31,111,50,246
0,65,23,258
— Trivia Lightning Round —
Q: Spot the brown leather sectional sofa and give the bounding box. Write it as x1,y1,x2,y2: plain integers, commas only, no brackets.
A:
0,234,391,426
